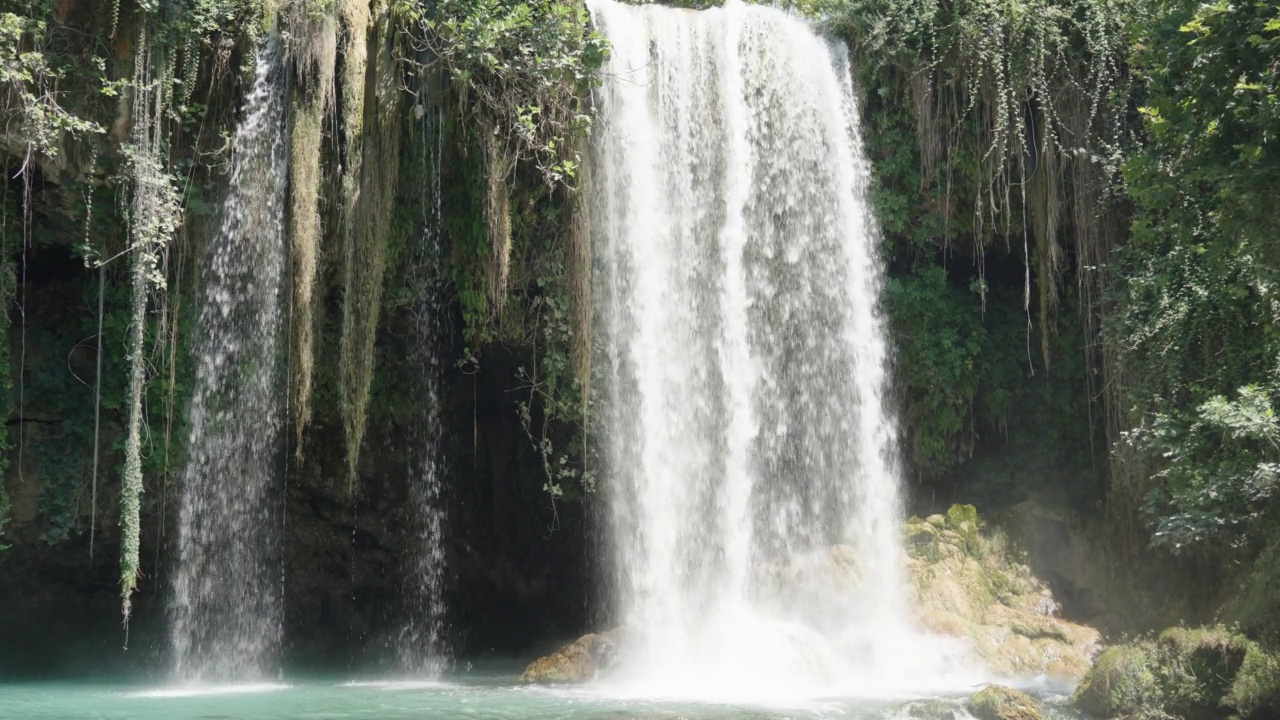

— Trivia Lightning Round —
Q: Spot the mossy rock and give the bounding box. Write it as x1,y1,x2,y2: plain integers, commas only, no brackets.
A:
908,519,940,546
520,630,620,684
1073,644,1162,718
1075,627,1280,720
946,503,980,530
967,685,1043,720
1225,642,1280,719
907,502,1101,682
1156,626,1249,718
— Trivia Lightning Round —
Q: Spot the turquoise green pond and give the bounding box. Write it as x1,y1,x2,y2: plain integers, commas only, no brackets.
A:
0,676,1080,719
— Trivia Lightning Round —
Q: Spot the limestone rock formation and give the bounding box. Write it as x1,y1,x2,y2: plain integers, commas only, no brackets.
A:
904,505,1102,682
520,629,621,684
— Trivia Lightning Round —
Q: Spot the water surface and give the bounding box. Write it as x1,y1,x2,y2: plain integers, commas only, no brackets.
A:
0,675,1080,719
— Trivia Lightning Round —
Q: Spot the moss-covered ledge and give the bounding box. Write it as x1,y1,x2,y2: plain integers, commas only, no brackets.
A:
1073,626,1280,719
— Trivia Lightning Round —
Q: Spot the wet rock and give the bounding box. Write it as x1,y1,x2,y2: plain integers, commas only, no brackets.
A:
895,698,967,719
966,685,1043,720
520,629,621,684
904,505,1101,682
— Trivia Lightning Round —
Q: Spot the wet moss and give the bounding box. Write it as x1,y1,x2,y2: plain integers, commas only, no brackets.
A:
967,685,1044,720
1073,644,1163,718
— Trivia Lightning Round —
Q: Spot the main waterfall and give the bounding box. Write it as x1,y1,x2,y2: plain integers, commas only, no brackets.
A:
590,0,972,701
171,38,288,682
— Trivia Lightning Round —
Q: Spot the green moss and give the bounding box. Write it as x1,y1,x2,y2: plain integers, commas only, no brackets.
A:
967,685,1043,720
1225,643,1280,719
1228,535,1280,643
947,503,980,529
1076,628,1280,720
1157,626,1248,718
1073,644,1163,718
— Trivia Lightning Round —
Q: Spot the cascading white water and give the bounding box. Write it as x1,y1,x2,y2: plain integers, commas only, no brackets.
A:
590,0,978,702
171,37,288,682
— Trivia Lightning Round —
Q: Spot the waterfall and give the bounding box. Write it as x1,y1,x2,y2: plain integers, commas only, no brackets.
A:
171,37,288,682
590,0,971,701
396,88,449,675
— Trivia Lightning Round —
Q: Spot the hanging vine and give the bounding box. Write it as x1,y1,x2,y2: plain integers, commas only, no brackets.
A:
120,23,182,623
338,1,401,490
829,0,1138,489
285,0,337,454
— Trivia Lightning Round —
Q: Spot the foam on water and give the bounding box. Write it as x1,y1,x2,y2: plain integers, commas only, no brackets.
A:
130,683,291,699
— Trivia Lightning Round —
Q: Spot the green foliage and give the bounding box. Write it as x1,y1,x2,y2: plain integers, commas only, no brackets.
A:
828,0,1134,253
1074,643,1164,719
1128,0,1280,266
1075,627,1280,720
836,0,1127,491
885,266,985,476
1224,640,1280,719
515,270,591,499
13,271,190,548
1228,531,1280,641
885,264,1096,483
1116,0,1280,551
418,0,606,185
0,11,105,157
442,118,496,348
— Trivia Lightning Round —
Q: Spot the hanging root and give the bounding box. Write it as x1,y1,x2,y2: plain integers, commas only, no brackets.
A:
339,0,369,169
566,137,592,422
484,128,511,318
339,8,400,493
1029,115,1063,370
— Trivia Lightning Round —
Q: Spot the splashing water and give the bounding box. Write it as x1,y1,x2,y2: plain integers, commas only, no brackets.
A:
171,37,288,682
589,0,983,702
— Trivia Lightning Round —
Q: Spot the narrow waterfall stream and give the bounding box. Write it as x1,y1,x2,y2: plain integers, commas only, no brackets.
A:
170,38,288,682
590,0,978,701
396,91,450,675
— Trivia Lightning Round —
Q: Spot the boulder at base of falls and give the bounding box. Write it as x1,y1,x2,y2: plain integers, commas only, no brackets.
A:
520,629,621,684
1072,626,1280,720
966,685,1044,720
905,505,1102,683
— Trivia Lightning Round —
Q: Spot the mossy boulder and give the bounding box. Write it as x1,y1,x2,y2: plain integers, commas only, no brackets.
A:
520,629,621,684
1073,643,1163,718
905,505,1101,682
1074,626,1280,719
966,685,1044,720
1224,642,1280,719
